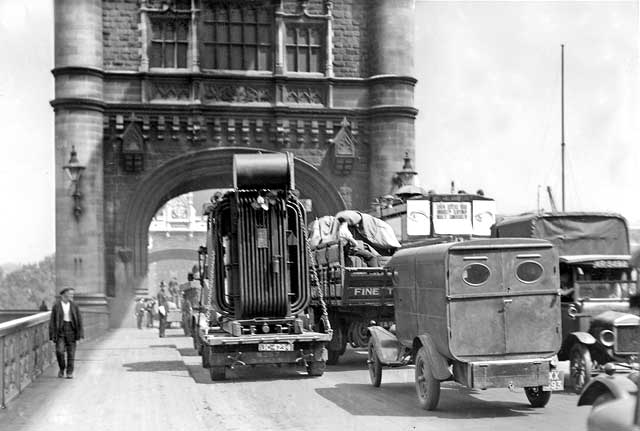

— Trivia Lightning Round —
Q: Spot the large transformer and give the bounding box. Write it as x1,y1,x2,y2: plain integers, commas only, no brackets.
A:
192,153,331,380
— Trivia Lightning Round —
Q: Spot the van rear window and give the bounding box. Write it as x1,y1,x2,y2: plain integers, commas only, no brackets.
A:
462,263,490,286
516,261,544,283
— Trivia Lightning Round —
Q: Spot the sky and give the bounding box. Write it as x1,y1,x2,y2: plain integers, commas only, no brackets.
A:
0,1,638,264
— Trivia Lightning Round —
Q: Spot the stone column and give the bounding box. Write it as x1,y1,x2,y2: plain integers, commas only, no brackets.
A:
367,0,417,203
52,0,108,338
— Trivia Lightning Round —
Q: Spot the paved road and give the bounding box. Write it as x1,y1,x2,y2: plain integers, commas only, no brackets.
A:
0,328,590,431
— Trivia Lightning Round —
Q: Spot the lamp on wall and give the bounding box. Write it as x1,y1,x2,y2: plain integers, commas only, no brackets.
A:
63,146,86,221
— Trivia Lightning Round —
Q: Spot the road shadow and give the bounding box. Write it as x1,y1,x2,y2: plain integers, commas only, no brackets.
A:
323,347,370,372
148,344,177,349
184,362,322,385
315,382,540,418
178,347,199,356
122,360,186,372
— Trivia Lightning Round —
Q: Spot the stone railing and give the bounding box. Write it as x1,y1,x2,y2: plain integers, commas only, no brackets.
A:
0,311,54,408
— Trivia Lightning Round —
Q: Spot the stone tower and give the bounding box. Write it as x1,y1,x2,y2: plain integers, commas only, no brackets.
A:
53,0,416,335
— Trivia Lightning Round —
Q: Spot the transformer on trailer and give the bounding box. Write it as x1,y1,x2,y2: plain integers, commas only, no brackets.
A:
192,153,331,380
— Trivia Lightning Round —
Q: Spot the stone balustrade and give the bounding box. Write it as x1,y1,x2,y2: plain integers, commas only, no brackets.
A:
0,312,54,408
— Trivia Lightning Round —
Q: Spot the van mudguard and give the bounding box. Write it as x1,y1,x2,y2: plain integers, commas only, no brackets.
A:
416,334,452,381
558,332,597,360
368,326,404,364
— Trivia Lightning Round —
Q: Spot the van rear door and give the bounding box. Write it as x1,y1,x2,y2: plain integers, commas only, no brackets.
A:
448,249,507,356
448,241,560,358
502,248,561,354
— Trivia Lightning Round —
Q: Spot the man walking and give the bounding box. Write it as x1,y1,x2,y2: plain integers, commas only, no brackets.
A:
134,297,145,329
157,283,169,338
49,287,84,379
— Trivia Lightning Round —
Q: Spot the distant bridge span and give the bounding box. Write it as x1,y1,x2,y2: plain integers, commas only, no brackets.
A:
148,249,198,264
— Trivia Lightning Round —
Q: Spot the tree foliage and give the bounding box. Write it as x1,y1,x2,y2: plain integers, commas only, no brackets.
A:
0,255,55,310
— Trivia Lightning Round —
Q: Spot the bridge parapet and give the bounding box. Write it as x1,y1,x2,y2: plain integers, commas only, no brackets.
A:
0,312,54,408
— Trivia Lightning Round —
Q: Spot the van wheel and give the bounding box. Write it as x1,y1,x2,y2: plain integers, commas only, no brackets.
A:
414,346,441,410
525,386,551,407
368,339,383,387
570,344,592,394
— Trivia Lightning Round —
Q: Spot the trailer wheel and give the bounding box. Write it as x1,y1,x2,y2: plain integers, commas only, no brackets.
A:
193,332,201,354
415,346,441,410
209,366,226,381
202,346,210,368
307,360,326,377
569,343,592,394
326,325,346,365
367,339,382,387
524,386,551,408
183,320,191,336
182,304,192,336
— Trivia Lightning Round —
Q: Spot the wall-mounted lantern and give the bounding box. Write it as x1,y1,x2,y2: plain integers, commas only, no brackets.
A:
62,146,86,221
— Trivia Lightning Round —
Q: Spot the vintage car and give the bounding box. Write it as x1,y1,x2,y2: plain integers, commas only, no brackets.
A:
556,255,639,393
367,238,563,410
576,294,640,431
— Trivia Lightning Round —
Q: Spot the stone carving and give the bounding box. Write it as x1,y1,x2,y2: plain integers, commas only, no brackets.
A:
143,0,191,11
202,84,271,103
284,86,324,105
149,82,190,101
117,247,133,263
339,185,353,208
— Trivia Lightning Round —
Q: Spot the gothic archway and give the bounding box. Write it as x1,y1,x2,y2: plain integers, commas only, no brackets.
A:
120,147,346,277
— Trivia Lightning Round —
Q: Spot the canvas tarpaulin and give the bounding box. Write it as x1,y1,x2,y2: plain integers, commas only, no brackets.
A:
493,213,629,256
335,210,401,252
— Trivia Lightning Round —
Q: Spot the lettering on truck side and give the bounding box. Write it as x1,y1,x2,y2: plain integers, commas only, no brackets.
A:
352,287,393,297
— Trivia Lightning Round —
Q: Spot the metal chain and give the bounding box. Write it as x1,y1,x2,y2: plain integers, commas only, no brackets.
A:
288,192,331,334
205,224,216,324
302,213,332,335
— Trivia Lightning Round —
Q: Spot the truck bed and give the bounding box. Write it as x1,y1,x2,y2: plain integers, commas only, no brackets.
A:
311,240,393,307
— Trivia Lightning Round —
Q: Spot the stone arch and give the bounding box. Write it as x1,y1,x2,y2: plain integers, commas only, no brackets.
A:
121,147,346,276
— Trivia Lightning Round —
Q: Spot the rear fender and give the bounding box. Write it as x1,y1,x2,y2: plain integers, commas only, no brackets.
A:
558,332,597,360
577,375,637,406
416,334,452,381
368,326,403,364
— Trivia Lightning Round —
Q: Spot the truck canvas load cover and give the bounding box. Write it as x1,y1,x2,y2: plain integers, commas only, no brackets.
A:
492,212,630,256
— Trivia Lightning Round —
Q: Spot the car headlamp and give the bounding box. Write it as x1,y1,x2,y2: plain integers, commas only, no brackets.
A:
599,329,615,347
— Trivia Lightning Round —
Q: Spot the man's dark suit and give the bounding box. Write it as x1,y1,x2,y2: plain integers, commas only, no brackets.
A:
49,300,84,376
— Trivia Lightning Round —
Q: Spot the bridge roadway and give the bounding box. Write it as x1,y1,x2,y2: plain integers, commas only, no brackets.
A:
0,327,590,431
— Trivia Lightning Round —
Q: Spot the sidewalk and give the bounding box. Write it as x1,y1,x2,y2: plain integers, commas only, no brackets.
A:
0,327,210,431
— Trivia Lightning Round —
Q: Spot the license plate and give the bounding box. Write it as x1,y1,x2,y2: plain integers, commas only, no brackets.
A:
543,370,564,391
258,343,293,352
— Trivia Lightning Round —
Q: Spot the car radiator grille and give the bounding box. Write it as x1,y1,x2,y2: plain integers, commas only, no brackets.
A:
615,325,640,355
